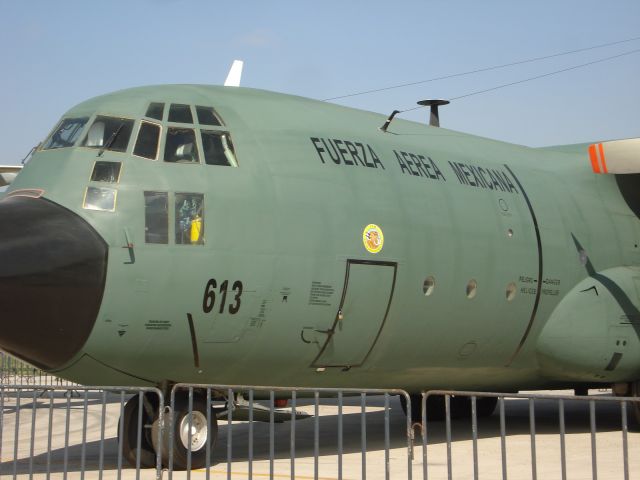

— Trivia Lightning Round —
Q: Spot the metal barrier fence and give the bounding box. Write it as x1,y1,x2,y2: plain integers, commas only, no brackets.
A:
420,390,640,480
167,384,414,480
2,384,640,479
0,352,75,387
0,385,164,479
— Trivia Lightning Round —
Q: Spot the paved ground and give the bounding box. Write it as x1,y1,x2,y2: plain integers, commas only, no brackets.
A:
0,388,638,479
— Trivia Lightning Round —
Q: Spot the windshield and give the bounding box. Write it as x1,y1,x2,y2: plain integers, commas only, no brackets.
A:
82,116,134,153
42,117,89,150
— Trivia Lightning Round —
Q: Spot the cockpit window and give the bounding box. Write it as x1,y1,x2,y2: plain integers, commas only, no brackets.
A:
146,102,164,121
82,116,134,153
164,128,199,163
133,121,161,160
42,117,89,150
201,131,237,166
196,106,223,126
168,104,193,124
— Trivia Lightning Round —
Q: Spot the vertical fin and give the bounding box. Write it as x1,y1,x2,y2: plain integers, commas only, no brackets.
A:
224,60,244,87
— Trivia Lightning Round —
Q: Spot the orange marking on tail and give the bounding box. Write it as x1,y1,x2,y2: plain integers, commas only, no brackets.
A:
598,143,608,173
589,144,600,173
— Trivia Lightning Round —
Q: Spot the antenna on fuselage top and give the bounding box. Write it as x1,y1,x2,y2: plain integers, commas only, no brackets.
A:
224,60,244,87
379,99,450,132
417,99,450,127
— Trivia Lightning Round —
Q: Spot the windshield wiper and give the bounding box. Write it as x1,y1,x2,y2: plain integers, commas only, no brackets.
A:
98,124,124,157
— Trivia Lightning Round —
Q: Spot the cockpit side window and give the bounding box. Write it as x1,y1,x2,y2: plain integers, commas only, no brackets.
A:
42,117,89,150
196,106,223,126
164,128,200,163
168,104,193,124
201,131,237,166
82,116,134,153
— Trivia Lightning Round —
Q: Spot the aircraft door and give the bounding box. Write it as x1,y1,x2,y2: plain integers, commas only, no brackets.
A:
312,260,397,368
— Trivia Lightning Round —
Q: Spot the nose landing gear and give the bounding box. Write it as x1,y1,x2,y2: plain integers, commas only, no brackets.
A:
120,392,218,470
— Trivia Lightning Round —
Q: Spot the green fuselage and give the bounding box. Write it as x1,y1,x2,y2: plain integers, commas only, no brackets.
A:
5,85,640,392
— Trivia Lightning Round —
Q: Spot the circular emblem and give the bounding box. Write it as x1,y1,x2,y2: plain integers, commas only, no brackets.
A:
363,224,384,254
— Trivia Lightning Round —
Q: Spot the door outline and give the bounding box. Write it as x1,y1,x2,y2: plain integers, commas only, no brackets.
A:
310,259,398,368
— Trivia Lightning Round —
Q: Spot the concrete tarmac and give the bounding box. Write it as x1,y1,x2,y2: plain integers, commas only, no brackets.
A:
1,389,638,479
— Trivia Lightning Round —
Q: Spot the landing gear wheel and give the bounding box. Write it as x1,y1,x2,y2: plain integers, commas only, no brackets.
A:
400,394,497,423
119,394,158,468
154,396,218,470
475,397,498,418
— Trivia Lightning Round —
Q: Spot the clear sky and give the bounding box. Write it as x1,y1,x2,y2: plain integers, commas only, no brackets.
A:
1,0,639,164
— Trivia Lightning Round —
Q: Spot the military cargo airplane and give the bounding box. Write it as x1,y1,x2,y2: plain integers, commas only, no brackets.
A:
1,81,639,468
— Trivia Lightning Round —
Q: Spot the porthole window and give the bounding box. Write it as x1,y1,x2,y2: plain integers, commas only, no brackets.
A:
506,282,517,301
168,104,193,123
423,276,435,296
466,279,477,299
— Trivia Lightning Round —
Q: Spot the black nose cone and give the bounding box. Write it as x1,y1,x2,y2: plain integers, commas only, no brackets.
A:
0,195,108,370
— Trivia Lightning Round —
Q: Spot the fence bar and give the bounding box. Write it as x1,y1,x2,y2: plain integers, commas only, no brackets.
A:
445,395,452,480
422,395,428,480
98,391,107,480
29,389,36,479
590,399,598,480
46,390,54,480
117,392,125,480
12,388,21,478
338,390,343,480
385,393,390,480
361,392,367,480
471,396,478,480
187,387,193,477
559,398,567,480
620,400,629,480
81,393,89,480
248,389,254,480
500,397,507,480
227,387,233,480
529,398,537,480
270,390,275,480
314,391,319,480
206,388,212,480
291,390,297,480
0,388,4,477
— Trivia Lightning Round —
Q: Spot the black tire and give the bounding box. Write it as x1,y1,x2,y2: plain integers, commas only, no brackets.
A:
475,396,498,418
119,394,157,468
160,395,218,470
400,394,497,422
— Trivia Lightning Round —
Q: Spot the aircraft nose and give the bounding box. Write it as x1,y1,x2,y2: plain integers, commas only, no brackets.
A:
0,195,108,370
